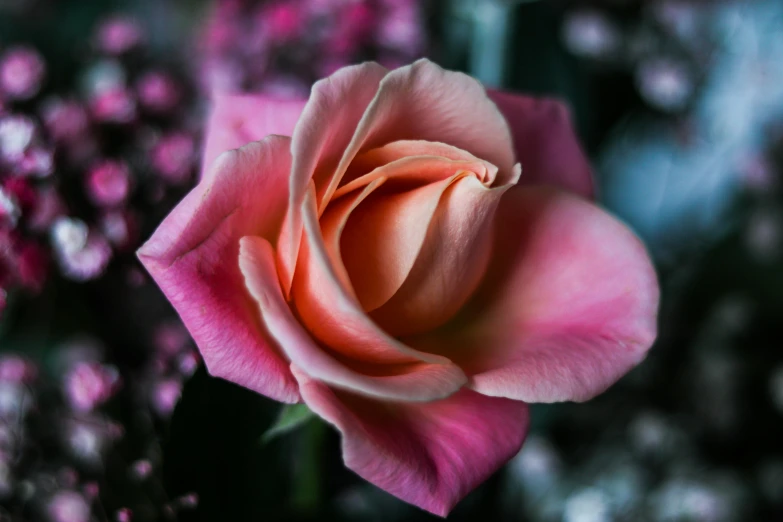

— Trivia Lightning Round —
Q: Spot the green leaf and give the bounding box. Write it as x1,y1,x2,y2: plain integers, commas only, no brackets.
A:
261,403,315,444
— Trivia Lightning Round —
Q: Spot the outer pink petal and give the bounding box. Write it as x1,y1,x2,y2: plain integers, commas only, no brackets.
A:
488,91,594,199
240,235,465,402
293,365,530,517
320,58,518,208
410,186,659,403
137,137,300,404
370,175,511,337
279,62,389,296
202,93,306,178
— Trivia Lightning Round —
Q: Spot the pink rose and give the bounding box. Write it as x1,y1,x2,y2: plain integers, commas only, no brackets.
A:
138,59,658,515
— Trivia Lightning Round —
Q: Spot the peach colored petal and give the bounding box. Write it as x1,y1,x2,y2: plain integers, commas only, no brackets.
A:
318,178,386,298
292,186,467,380
340,140,499,189
202,93,306,179
240,236,465,401
279,62,389,297
319,58,517,210
370,175,512,337
488,91,594,198
293,365,530,517
409,186,658,403
137,137,299,403
333,154,490,201
339,168,492,312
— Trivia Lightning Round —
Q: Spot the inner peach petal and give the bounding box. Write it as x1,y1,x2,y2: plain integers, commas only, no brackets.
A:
338,168,476,312
320,177,387,297
316,60,517,215
340,140,499,190
332,155,487,201
291,185,468,374
370,175,512,337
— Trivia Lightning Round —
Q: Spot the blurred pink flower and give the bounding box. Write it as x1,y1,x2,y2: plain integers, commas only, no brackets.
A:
0,46,45,100
151,378,182,417
151,133,195,185
136,71,181,114
41,98,91,144
100,210,138,251
0,354,36,383
47,490,91,522
51,217,112,281
85,160,132,208
64,362,120,412
90,87,136,123
260,2,305,43
95,17,143,55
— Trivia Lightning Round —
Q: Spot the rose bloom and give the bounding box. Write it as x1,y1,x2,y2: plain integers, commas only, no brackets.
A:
138,60,658,515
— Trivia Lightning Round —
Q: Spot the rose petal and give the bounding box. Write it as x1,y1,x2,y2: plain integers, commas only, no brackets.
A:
410,186,658,403
240,235,466,401
370,175,512,337
488,91,594,199
320,58,517,208
293,365,530,517
334,154,489,201
339,140,499,190
279,62,389,297
293,186,468,381
338,165,487,311
138,137,300,403
202,93,306,178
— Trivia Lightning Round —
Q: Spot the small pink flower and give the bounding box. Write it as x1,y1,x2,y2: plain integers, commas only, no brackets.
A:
28,187,65,232
150,133,195,185
63,417,118,465
259,3,305,43
95,16,143,55
86,160,132,207
64,361,120,412
136,71,181,113
47,490,91,522
51,218,112,281
151,378,182,417
378,5,424,55
0,46,45,101
14,240,47,291
0,186,20,227
2,177,36,212
0,114,35,162
0,354,36,383
139,60,659,515
16,145,54,178
99,210,137,251
41,98,91,143
90,87,136,123
176,350,200,377
175,493,198,509
153,321,189,358
130,459,152,480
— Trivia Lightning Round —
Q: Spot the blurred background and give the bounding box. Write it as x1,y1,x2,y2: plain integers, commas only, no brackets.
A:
0,0,782,520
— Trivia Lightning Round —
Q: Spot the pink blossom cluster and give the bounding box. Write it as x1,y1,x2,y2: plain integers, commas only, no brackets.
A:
0,16,199,317
0,322,200,521
199,0,426,96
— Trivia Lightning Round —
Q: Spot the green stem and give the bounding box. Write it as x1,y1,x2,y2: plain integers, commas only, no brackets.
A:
292,419,325,514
